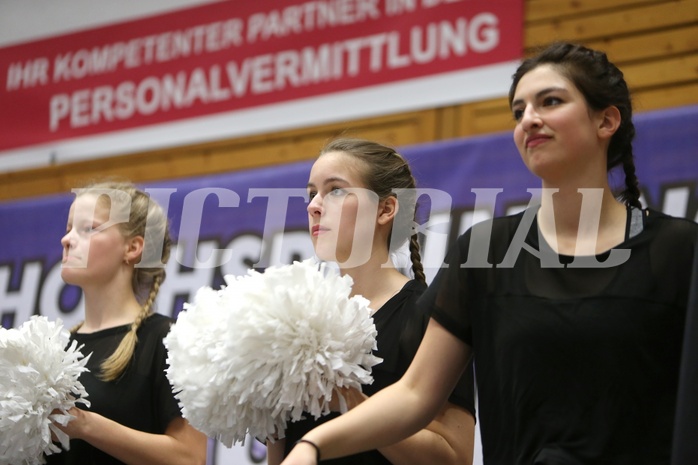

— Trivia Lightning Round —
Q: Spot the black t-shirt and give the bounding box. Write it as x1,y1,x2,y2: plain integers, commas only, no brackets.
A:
45,313,181,465
672,238,698,464
427,207,698,465
284,279,476,464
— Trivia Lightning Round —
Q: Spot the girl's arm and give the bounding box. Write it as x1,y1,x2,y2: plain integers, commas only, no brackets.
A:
56,411,207,465
378,400,474,465
267,437,287,465
282,319,473,465
333,378,474,465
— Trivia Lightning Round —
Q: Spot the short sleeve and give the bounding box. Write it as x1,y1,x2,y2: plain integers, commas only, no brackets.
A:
400,281,475,416
421,227,478,346
137,314,182,433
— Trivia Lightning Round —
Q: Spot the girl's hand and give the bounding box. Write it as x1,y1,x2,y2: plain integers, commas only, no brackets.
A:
51,406,89,440
329,386,367,412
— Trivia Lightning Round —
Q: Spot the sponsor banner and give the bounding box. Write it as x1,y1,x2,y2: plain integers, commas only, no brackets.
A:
0,0,522,171
1,105,697,464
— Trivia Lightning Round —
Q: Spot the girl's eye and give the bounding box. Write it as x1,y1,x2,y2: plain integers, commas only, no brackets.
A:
75,223,98,234
307,190,317,200
512,108,524,121
543,96,562,106
329,187,347,197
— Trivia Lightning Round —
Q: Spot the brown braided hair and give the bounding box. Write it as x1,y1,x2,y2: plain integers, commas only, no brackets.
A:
72,181,172,381
319,138,426,284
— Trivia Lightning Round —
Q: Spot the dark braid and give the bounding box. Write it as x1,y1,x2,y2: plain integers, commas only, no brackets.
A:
408,235,426,284
509,42,642,208
319,138,425,282
621,152,642,209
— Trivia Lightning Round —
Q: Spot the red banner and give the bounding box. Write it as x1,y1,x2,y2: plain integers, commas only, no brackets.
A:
0,0,522,164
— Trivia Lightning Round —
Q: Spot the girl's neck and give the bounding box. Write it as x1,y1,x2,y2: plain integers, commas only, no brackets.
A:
342,256,409,315
79,284,142,332
538,181,627,256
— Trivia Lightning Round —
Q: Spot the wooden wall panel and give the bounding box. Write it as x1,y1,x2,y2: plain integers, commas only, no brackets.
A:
524,0,664,22
2,0,697,202
0,110,438,201
525,0,698,47
585,26,698,62
623,54,698,88
632,81,698,112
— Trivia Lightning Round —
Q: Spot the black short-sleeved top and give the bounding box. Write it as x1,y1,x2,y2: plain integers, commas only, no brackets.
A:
45,313,181,465
426,207,698,465
672,237,698,463
283,279,476,464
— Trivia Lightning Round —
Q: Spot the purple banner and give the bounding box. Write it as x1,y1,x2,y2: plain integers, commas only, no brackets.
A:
1,104,697,464
2,104,697,332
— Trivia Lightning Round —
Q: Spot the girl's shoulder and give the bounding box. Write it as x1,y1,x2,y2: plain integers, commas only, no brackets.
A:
642,208,698,243
140,312,176,338
644,208,698,228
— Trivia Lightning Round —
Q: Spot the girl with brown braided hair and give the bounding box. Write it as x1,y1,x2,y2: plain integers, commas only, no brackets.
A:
266,139,476,465
47,181,207,465
280,43,698,465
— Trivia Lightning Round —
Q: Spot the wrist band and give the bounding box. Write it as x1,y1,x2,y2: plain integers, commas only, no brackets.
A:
295,438,321,462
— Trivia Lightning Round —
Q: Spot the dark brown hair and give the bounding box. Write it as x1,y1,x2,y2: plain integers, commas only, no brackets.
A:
319,138,426,283
509,42,641,208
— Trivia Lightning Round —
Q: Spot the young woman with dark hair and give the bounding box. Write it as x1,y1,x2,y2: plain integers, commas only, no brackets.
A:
280,42,698,465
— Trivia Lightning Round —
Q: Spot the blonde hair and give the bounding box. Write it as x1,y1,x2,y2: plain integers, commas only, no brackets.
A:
71,181,172,381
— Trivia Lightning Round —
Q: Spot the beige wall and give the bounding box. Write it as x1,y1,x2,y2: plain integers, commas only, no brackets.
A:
2,0,697,201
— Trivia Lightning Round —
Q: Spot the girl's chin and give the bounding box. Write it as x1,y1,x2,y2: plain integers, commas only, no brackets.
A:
313,250,337,263
60,268,84,284
313,240,336,259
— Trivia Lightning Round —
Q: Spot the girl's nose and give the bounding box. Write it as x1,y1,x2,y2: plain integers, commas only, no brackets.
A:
520,105,542,132
307,194,322,216
61,229,75,248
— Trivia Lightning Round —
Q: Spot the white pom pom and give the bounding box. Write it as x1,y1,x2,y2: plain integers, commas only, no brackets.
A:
164,260,381,447
0,316,91,465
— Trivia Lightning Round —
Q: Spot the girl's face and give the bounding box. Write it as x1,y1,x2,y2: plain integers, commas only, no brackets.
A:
306,151,380,266
511,64,606,183
60,194,129,288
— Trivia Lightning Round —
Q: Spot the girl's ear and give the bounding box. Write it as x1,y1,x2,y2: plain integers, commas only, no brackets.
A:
598,105,621,140
377,195,398,226
124,236,145,265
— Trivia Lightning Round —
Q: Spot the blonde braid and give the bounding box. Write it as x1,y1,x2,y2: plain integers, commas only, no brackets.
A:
98,274,163,381
70,322,84,333
141,274,163,315
98,312,144,381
